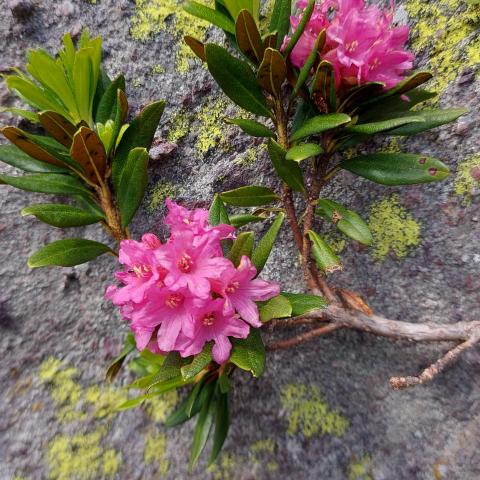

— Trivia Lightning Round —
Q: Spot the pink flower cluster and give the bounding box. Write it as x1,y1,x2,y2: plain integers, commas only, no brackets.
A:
106,199,280,364
284,0,414,90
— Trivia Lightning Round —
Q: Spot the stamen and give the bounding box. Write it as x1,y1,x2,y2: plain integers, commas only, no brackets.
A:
202,313,215,326
177,253,193,273
165,293,183,309
225,281,240,294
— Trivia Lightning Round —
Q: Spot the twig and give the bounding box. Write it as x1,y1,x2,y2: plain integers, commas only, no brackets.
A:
267,323,341,351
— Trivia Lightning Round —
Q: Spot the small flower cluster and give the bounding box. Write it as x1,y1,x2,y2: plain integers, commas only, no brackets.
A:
106,200,280,364
284,0,414,90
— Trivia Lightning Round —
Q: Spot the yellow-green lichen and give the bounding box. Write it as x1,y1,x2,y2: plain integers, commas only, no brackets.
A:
208,452,240,480
148,182,180,213
454,154,480,204
131,0,210,73
324,232,347,254
46,428,121,480
280,384,349,438
234,144,266,166
84,385,128,419
380,137,402,154
405,0,480,95
167,109,192,143
151,64,165,75
143,431,170,474
145,390,178,423
347,455,374,480
196,97,231,154
368,195,421,261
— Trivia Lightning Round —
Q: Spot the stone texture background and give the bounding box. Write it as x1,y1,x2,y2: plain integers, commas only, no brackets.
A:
0,1,479,479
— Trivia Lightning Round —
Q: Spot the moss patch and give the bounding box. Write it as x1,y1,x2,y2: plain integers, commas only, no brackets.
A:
143,431,170,474
454,154,480,204
280,384,349,438
404,0,480,95
368,195,421,262
347,455,374,480
148,182,180,213
131,0,210,73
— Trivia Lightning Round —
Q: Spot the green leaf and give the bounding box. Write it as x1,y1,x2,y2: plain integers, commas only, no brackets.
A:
291,113,351,141
267,139,305,193
257,48,287,98
95,75,126,124
229,213,266,228
117,395,149,411
107,89,128,154
316,199,373,245
285,143,323,162
117,147,149,228
113,100,165,191
345,116,424,135
307,230,342,274
181,344,213,381
209,194,231,225
28,238,113,268
310,60,337,112
0,173,91,196
21,204,103,227
205,44,272,118
293,30,326,98
184,1,236,33
220,185,279,206
228,231,254,266
134,352,185,390
165,378,208,427
235,9,264,63
281,292,327,315
283,0,315,56
226,118,274,138
218,373,231,394
384,108,469,136
0,144,68,174
382,71,433,97
341,152,450,186
230,329,265,377
208,392,230,466
251,212,285,273
259,294,292,322
269,0,292,48
189,384,216,471
105,333,136,382
1,107,39,123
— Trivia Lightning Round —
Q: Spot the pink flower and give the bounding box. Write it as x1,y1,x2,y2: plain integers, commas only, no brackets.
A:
284,0,413,91
212,256,280,328
157,229,232,298
175,299,250,364
106,200,280,365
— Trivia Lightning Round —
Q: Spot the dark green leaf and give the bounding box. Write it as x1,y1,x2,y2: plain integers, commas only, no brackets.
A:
209,194,231,225
251,212,284,272
220,185,279,206
106,333,136,382
230,329,265,377
281,292,327,315
208,392,230,466
229,213,266,228
0,144,68,174
258,294,292,322
117,147,149,228
28,238,113,268
336,82,385,115
384,108,469,136
257,48,286,97
0,173,91,196
205,44,272,118
226,118,275,138
269,0,292,48
184,1,236,33
95,75,126,124
345,116,424,135
285,143,323,162
307,230,342,274
235,9,264,63
283,0,315,56
311,60,337,112
165,378,208,427
267,139,305,192
189,384,216,471
341,152,450,185
291,113,351,141
181,344,213,381
113,100,165,191
21,203,103,227
218,373,231,394
316,199,372,245
228,231,254,266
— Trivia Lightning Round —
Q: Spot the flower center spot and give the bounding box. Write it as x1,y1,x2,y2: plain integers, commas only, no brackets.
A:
177,253,193,273
202,313,215,326
225,281,240,294
165,293,183,309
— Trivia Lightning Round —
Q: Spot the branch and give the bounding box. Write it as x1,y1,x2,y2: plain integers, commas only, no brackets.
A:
266,303,480,388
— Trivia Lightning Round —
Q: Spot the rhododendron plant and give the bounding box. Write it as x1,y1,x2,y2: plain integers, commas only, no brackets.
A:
0,1,476,472
107,200,279,363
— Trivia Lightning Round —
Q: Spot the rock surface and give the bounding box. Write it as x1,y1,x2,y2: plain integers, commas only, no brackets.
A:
0,1,479,479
